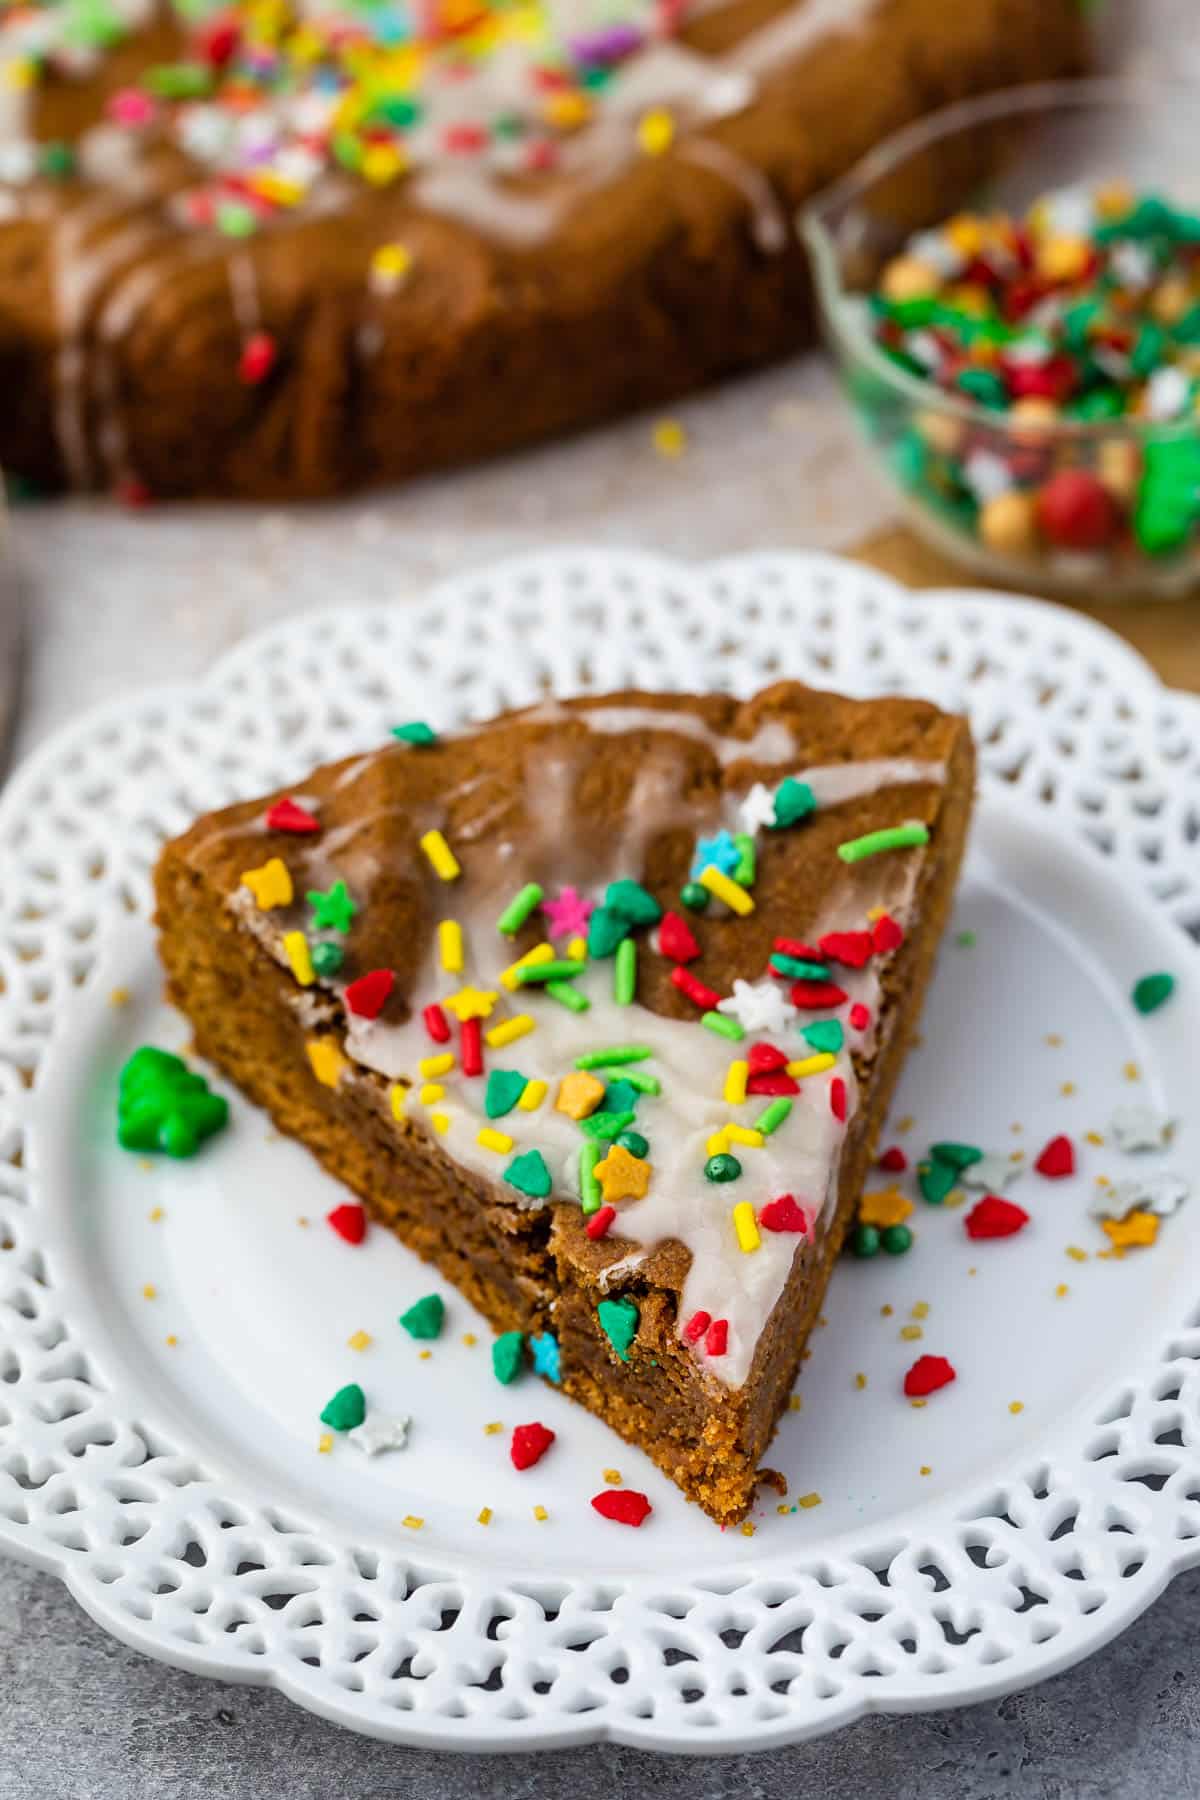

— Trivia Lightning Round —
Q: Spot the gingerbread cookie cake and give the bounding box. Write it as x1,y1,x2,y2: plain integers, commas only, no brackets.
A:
0,0,1085,501
154,683,974,1524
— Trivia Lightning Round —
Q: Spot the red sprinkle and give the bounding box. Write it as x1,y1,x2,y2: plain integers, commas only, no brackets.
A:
904,1354,957,1398
774,937,822,960
198,14,240,65
423,1003,451,1044
878,1146,908,1173
116,476,152,509
444,122,487,154
818,930,874,968
747,1042,789,1075
1037,469,1117,551
265,797,320,835
586,1204,617,1241
830,1077,847,1123
1035,1134,1075,1179
672,965,722,1011
510,1421,555,1471
238,330,277,386
591,1488,652,1527
658,911,700,963
683,1309,710,1344
746,1072,800,1097
965,1194,1030,1240
326,1202,366,1244
872,913,905,954
461,1015,484,1077
704,1318,728,1357
790,980,849,1010
759,1194,808,1234
344,968,394,1020
848,1002,871,1031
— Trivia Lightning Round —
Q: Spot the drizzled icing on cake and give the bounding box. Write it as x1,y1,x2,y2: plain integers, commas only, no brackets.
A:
223,711,945,1390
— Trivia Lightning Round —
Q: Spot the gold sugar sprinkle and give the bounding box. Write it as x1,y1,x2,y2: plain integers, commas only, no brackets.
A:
919,1465,932,1477
739,1521,756,1536
484,1421,504,1435
1011,1122,1023,1134
148,1206,164,1223
1096,1175,1112,1189
109,987,131,1007
800,1348,812,1361
1066,1245,1088,1263
895,1115,914,1134
297,1217,310,1228
164,1334,177,1347
817,1314,828,1328
776,1503,791,1516
318,1432,333,1455
477,1506,492,1526
603,1468,622,1485
462,1333,477,1347
402,1515,424,1530
788,1395,802,1412
1010,1150,1025,1162
910,1301,930,1320
968,1266,977,1276
1060,1081,1077,1097
910,1398,927,1409
881,1304,894,1318
1045,1033,1063,1047
348,1330,371,1351
1124,1062,1141,1082
1085,1131,1105,1147
854,1372,867,1391
900,1324,923,1342
797,1492,822,1510
142,1283,156,1301
943,1188,966,1209
419,1349,432,1360
1055,1283,1070,1298
1009,1401,1024,1415
533,1505,549,1522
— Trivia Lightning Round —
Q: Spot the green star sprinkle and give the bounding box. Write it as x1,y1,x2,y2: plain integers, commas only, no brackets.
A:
771,778,817,829
1133,971,1175,1015
391,721,437,746
605,880,662,926
307,879,355,933
505,1149,552,1200
117,1046,229,1158
597,1296,639,1362
400,1293,445,1340
579,1109,636,1141
320,1383,365,1431
492,1330,526,1384
485,1070,527,1119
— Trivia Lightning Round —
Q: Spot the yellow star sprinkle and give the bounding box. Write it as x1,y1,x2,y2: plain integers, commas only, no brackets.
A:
594,1143,652,1204
1102,1210,1159,1250
859,1187,914,1229
240,856,293,910
306,1039,347,1090
443,985,499,1021
555,1071,606,1121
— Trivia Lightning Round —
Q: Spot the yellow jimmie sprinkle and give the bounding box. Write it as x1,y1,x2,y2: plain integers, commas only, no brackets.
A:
283,930,314,986
418,1083,444,1105
638,106,674,156
707,1128,731,1157
732,1200,761,1253
430,1111,450,1135
439,919,464,973
567,936,588,963
477,1127,514,1155
725,1124,764,1149
698,863,754,916
487,1014,535,1048
724,1059,749,1106
306,1039,346,1090
786,1052,836,1079
420,828,460,882
420,1052,454,1079
518,1078,548,1113
389,1082,407,1122
501,942,555,992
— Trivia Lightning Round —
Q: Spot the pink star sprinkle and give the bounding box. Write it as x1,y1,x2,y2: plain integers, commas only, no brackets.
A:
541,886,594,940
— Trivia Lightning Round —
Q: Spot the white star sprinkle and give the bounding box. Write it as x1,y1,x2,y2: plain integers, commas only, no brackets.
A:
1109,1105,1173,1154
737,783,778,836
962,1153,1025,1193
1089,1172,1190,1222
348,1411,411,1457
717,978,797,1034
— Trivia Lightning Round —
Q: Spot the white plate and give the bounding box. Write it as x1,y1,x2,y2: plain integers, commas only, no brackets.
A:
2,549,1199,1753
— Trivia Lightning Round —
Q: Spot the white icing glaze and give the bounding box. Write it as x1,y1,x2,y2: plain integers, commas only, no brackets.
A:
726,0,878,78
677,136,789,253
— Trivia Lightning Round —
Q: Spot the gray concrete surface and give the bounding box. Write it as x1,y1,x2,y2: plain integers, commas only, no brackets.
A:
3,1557,1198,1799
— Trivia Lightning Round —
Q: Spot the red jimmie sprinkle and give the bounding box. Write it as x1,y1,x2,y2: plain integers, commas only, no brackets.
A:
510,1421,555,1470
774,937,822,960
747,1042,788,1075
759,1194,808,1233
326,1203,366,1244
591,1488,652,1527
818,929,874,968
747,1072,799,1097
672,965,722,1011
849,1002,871,1031
1035,1134,1075,1178
878,1146,908,1173
830,1077,847,1123
461,1015,484,1077
791,980,849,1010
238,330,278,386
965,1195,1030,1240
423,1003,451,1044
586,1204,617,1241
198,14,239,65
344,968,394,1019
658,911,700,963
904,1354,957,1398
705,1317,728,1357
872,913,905,954
443,122,487,154
683,1309,711,1344
265,797,320,834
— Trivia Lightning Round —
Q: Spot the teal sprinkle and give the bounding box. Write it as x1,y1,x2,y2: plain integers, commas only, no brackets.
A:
492,1331,525,1384
399,1293,444,1340
802,1019,844,1055
771,778,817,829
530,1332,562,1383
319,1383,365,1431
605,879,662,926
505,1149,552,1199
770,954,831,982
602,1080,640,1116
597,1296,639,1362
391,720,437,746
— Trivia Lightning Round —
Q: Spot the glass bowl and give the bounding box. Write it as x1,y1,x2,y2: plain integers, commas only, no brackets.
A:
802,78,1200,599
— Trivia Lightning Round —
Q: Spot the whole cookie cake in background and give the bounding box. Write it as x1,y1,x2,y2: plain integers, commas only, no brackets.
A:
0,0,1085,502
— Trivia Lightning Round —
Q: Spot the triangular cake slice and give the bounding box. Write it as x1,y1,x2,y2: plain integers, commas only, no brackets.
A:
155,683,974,1524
